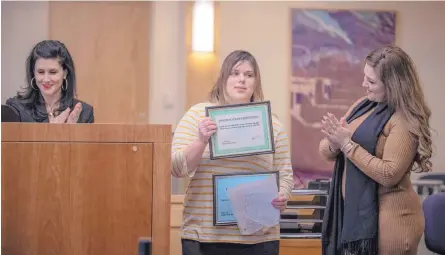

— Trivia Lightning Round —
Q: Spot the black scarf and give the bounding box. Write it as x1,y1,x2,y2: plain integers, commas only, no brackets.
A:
321,98,394,255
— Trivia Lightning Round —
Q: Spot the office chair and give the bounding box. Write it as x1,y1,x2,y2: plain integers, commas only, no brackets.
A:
1,104,20,122
423,192,445,254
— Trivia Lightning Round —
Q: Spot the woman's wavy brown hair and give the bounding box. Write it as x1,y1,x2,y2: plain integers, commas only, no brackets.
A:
209,50,264,105
366,45,432,172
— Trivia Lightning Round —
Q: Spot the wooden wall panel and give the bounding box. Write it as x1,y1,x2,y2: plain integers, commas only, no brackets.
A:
49,2,150,123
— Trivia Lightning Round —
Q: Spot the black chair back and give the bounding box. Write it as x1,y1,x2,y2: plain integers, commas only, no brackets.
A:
1,105,20,122
423,192,445,254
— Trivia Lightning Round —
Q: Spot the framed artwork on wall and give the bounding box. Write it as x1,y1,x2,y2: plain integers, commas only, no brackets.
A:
289,9,396,186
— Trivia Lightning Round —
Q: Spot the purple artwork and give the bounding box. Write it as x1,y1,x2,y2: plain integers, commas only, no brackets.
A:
290,9,396,187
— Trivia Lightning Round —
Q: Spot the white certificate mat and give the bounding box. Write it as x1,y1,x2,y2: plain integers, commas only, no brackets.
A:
206,101,275,160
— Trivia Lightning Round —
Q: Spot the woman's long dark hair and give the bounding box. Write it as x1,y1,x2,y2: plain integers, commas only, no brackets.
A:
366,45,432,172
17,40,77,121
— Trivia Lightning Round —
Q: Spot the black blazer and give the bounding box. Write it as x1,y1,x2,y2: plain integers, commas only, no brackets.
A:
5,96,94,123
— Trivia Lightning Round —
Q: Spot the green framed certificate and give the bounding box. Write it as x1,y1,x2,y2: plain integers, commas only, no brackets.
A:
212,171,279,226
205,101,275,160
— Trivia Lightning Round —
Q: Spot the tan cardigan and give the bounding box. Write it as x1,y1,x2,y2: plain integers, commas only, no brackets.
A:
319,97,425,255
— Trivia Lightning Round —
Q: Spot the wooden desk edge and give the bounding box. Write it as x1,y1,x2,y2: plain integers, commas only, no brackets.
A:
1,123,172,143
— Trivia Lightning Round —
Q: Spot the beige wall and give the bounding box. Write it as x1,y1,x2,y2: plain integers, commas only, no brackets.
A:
148,1,187,129
2,1,444,172
219,1,445,173
1,1,49,103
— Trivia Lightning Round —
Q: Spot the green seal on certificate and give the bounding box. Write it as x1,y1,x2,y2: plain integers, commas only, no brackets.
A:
205,101,275,160
212,172,279,226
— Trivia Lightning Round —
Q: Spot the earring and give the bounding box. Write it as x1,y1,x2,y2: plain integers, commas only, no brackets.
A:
30,78,38,90
62,78,68,91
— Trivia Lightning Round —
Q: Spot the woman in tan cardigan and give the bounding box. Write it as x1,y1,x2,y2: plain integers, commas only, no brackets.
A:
319,45,433,255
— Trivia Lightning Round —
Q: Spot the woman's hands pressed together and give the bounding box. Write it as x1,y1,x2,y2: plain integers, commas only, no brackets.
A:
50,102,83,124
321,113,352,150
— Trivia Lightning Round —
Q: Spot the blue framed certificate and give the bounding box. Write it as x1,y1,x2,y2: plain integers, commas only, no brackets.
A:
212,171,279,226
205,101,275,160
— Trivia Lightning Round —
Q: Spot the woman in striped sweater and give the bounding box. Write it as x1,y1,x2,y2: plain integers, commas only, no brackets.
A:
171,50,301,255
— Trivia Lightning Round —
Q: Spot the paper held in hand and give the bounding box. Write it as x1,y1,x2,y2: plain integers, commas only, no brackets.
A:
227,175,281,235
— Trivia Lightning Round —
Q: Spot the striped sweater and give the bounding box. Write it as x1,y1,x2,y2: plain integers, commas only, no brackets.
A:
171,102,294,244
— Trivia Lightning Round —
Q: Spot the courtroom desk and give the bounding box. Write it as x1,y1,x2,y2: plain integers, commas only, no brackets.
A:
170,195,322,255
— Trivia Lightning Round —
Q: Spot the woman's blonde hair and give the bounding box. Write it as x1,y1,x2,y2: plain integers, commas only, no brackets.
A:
209,50,264,105
365,45,432,172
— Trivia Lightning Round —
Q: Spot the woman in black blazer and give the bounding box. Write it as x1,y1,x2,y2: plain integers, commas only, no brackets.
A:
6,40,94,123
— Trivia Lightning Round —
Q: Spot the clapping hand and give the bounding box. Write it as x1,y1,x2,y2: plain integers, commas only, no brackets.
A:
66,102,82,123
321,113,352,150
50,103,82,124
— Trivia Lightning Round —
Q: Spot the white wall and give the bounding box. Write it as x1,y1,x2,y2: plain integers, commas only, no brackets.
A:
219,1,445,172
148,1,186,129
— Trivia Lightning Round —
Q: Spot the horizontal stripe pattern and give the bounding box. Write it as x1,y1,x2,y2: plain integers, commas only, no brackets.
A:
172,102,294,244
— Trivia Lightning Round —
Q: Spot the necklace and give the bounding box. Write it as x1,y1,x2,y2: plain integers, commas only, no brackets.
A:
46,103,59,118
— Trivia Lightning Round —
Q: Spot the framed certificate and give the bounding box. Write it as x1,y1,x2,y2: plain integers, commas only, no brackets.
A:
205,101,275,160
212,171,279,226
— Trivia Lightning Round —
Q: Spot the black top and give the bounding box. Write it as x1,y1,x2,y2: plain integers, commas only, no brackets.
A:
5,96,94,123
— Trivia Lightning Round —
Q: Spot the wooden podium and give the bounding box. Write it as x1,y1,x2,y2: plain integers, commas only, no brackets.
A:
1,123,172,255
